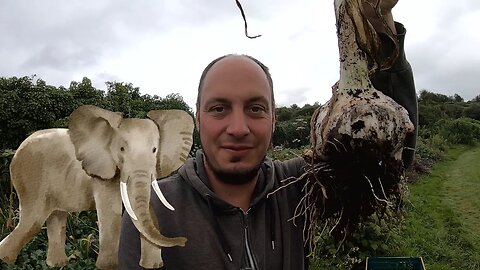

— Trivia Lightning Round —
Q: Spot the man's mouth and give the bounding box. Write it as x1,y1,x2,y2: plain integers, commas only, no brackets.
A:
221,145,254,152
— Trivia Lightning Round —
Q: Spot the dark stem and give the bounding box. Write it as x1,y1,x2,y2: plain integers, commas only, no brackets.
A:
235,0,262,39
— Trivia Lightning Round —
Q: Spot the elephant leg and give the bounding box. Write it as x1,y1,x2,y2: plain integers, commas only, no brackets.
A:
46,211,68,267
0,208,48,264
94,185,122,270
140,235,164,268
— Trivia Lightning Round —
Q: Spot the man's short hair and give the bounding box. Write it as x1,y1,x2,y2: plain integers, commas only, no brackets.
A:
196,54,275,110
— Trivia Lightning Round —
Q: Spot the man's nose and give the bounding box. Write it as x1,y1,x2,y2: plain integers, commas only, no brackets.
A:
226,110,250,137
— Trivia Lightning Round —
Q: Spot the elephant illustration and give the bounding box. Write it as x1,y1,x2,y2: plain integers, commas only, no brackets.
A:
0,105,194,269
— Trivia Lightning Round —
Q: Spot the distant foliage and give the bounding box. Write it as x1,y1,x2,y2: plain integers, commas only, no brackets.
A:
273,117,311,148
275,103,320,122
463,102,480,120
273,103,319,148
417,89,477,128
0,76,74,149
0,76,193,150
440,118,480,145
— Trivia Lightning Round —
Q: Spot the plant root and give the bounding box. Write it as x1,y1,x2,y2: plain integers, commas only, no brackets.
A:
297,135,406,256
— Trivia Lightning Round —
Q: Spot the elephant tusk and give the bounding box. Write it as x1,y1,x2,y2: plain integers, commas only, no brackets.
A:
152,180,175,211
120,182,138,221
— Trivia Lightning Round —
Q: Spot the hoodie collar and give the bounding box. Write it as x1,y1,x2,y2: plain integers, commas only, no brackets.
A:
178,150,279,261
178,150,275,211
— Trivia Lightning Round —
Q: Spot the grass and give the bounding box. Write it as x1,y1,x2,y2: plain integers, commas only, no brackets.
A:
392,146,480,269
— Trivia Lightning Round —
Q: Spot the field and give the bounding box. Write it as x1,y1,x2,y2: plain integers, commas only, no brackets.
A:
393,146,480,269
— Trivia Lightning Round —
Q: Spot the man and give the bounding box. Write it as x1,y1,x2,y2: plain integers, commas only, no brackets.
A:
118,0,417,268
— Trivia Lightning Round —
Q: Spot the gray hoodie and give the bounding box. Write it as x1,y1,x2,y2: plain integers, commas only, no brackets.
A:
118,151,307,270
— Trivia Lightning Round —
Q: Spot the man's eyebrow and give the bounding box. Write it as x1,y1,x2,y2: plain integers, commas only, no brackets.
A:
202,96,270,108
203,97,230,107
247,96,270,105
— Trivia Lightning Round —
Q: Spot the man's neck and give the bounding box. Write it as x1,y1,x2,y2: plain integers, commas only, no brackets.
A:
204,162,258,212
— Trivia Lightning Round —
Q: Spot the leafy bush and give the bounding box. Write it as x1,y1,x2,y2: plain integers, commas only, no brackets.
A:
273,117,311,148
1,212,99,269
440,118,480,145
415,135,448,162
310,210,403,269
463,102,480,120
1,149,15,237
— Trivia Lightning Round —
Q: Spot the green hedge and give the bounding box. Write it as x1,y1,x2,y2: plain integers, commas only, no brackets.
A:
440,118,480,145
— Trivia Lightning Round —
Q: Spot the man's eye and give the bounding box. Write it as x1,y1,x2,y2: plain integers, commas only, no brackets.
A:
249,105,265,113
210,106,225,113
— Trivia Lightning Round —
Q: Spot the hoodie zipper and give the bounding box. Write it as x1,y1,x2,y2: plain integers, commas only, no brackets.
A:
242,209,259,270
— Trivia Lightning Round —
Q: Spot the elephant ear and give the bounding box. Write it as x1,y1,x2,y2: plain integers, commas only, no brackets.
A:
69,105,123,179
147,110,194,178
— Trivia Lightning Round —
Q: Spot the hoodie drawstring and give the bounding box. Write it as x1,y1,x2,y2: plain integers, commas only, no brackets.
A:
266,195,276,250
206,194,233,262
267,160,277,251
205,194,277,264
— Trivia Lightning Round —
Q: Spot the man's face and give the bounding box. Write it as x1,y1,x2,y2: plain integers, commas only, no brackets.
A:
196,56,275,184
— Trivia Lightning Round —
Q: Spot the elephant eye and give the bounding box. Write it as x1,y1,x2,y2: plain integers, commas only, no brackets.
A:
152,147,157,153
120,147,125,152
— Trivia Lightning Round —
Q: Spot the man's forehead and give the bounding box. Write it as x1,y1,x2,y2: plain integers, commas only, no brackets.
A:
196,54,274,110
203,55,268,85
201,74,271,107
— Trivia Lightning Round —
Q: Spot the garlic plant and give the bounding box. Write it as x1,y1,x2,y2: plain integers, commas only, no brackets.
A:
311,0,413,161
300,0,414,252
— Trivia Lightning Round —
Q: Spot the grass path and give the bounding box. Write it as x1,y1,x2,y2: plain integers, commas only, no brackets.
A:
443,147,480,239
395,146,480,269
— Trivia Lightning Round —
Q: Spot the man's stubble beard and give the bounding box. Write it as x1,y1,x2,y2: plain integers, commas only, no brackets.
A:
197,122,274,185
203,150,266,185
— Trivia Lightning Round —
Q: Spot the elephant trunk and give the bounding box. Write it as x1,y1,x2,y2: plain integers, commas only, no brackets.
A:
120,172,186,247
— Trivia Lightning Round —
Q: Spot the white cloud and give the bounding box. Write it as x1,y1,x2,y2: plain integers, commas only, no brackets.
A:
1,0,479,110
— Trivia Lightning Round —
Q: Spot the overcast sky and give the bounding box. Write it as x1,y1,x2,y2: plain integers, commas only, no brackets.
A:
1,0,479,109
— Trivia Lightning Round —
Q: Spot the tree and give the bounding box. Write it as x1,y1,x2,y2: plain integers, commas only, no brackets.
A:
418,90,451,104
0,76,75,149
104,81,140,117
157,93,192,112
464,103,480,120
296,103,320,117
276,107,294,121
453,93,464,103
69,77,105,108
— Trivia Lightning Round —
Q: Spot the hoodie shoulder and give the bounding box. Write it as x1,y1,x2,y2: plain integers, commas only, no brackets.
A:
271,157,306,180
